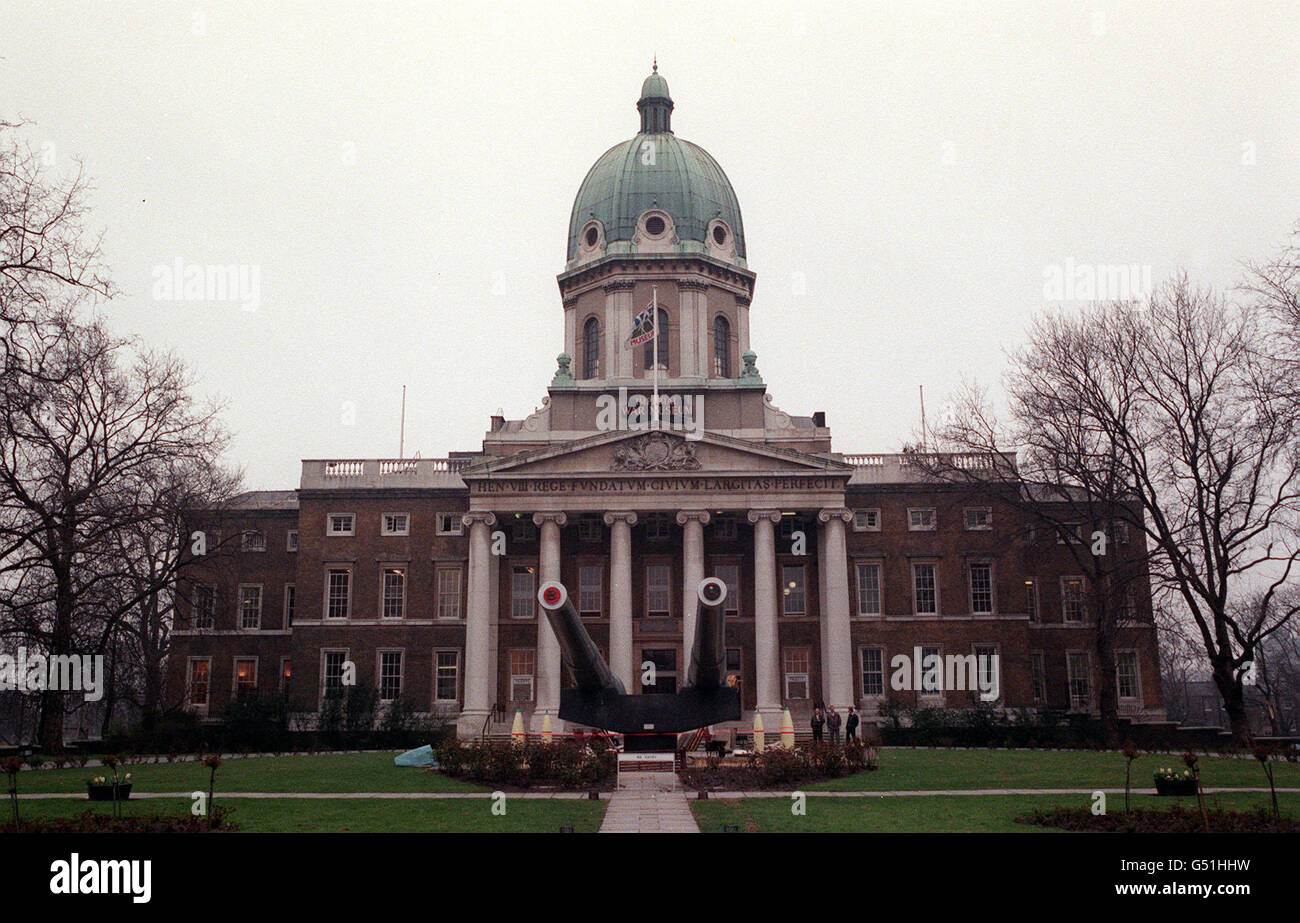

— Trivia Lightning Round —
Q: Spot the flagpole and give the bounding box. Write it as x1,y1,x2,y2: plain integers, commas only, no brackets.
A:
651,286,660,429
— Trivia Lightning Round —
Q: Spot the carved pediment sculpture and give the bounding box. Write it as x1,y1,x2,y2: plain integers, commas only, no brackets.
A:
611,432,701,471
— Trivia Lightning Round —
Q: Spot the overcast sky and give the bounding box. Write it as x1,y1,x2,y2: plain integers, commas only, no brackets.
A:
4,1,1298,490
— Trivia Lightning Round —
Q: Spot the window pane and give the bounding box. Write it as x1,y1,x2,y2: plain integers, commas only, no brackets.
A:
714,564,739,616
969,563,992,614
861,648,884,696
579,565,602,615
379,651,402,701
646,564,671,615
782,566,806,615
437,568,462,620
435,651,459,701
856,563,881,615
327,570,350,619
383,568,406,619
511,567,535,619
914,565,937,614
240,586,262,629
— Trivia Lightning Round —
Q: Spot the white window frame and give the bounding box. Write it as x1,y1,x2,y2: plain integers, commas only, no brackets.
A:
320,648,350,704
972,643,1000,701
1030,651,1047,703
912,562,939,615
381,566,407,620
1061,576,1086,623
578,564,603,616
509,649,535,702
286,530,299,552
645,562,672,616
782,647,810,700
435,513,464,536
1116,649,1141,703
279,656,292,693
918,644,944,704
433,649,460,704
238,583,263,630
1025,578,1039,622
241,530,267,552
192,584,216,629
186,657,211,712
325,567,352,620
381,512,410,536
963,507,992,531
852,508,881,532
327,513,355,536
855,560,882,616
1066,650,1092,711
437,565,463,620
232,656,259,697
510,565,536,620
968,561,994,615
860,646,885,699
283,583,296,627
781,564,807,616
1057,522,1084,544
907,507,936,531
712,562,741,618
377,649,404,702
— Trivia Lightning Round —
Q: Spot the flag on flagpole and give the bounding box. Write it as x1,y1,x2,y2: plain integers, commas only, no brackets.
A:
627,302,656,347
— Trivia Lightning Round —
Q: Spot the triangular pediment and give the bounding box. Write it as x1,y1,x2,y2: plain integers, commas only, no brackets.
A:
461,429,849,479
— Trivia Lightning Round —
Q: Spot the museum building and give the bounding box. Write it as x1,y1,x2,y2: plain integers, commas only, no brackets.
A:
166,68,1166,737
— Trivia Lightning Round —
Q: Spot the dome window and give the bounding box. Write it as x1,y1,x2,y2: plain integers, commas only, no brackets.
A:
585,227,599,248
713,225,727,245
645,215,666,236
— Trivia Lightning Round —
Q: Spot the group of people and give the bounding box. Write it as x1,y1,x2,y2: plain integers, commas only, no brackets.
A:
810,704,858,744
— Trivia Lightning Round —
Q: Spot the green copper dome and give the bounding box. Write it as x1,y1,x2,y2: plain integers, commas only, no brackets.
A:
566,67,746,267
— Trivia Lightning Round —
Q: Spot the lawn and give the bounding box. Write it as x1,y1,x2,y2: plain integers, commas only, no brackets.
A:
692,791,1300,833
806,747,1300,792
9,796,606,833
11,751,486,795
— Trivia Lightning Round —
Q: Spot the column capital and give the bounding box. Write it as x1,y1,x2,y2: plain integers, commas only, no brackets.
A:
532,511,568,528
462,511,497,528
602,510,639,527
817,507,854,524
676,509,712,526
747,509,782,525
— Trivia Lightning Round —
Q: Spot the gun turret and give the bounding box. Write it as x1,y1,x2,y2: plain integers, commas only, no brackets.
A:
686,577,728,690
537,581,625,695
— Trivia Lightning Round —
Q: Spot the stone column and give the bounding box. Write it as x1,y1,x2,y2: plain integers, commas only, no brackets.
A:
603,511,638,692
458,511,496,737
532,512,567,729
677,510,711,676
748,509,783,720
819,508,855,712
604,281,635,379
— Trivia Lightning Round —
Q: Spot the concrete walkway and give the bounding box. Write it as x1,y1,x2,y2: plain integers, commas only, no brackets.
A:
599,772,699,833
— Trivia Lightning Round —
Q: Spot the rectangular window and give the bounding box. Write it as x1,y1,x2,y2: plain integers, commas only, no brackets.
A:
646,563,671,616
378,651,403,701
713,517,738,541
187,658,211,709
1112,520,1130,545
783,648,810,700
436,513,463,536
511,520,535,542
578,565,602,616
1057,522,1084,544
642,648,678,694
968,562,993,614
1116,650,1139,700
286,530,299,552
852,508,880,532
284,584,296,626
919,644,943,697
1067,652,1091,710
964,507,992,530
861,647,884,697
381,513,409,536
973,644,999,697
913,563,938,615
908,508,936,531
713,564,740,617
645,516,671,540
782,565,806,616
435,650,460,703
577,519,601,542
725,648,742,675
382,567,406,620
193,584,215,629
241,530,266,552
322,650,348,698
436,566,462,620
239,585,263,630
509,649,535,702
1062,577,1086,623
233,657,258,696
856,562,882,615
1030,651,1046,702
511,566,535,619
1026,578,1039,622
326,569,351,619
280,657,291,693
327,513,354,536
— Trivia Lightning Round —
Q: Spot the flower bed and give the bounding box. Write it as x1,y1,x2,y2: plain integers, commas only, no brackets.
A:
681,742,878,790
2,807,235,833
1017,805,1295,833
435,739,616,789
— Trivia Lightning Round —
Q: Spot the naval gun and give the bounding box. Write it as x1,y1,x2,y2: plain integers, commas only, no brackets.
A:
537,576,741,740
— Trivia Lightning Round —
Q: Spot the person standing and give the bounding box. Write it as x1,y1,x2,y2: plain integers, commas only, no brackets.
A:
827,705,842,745
845,706,860,742
811,706,825,743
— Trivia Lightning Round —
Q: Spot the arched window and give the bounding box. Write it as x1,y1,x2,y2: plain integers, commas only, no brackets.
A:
583,317,601,379
713,315,731,377
642,309,669,372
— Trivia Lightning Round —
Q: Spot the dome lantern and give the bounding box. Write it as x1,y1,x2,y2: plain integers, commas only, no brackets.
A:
637,59,673,133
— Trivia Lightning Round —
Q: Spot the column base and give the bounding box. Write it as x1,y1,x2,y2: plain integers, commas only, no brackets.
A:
455,709,490,739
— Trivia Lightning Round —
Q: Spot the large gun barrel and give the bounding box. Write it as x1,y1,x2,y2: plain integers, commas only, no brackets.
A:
537,581,625,695
686,577,728,690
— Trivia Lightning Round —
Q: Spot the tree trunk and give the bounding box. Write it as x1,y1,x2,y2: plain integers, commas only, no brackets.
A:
1092,587,1121,745
1212,659,1252,745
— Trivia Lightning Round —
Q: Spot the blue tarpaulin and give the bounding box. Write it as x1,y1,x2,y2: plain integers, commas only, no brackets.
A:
394,745,437,768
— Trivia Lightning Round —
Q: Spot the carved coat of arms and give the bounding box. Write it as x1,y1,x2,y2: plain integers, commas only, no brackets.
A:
611,432,701,471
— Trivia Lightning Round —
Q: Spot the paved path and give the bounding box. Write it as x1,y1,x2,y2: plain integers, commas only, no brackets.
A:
599,772,699,833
